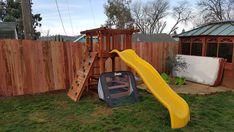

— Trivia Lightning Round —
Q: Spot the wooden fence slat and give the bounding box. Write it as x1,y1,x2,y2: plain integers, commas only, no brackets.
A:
22,40,34,94
0,40,7,96
10,40,23,95
34,41,48,93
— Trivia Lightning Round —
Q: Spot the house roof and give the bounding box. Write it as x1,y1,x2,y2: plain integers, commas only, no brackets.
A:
80,27,139,35
178,20,234,37
73,35,98,43
0,22,17,39
39,33,177,43
0,22,16,31
132,33,177,43
39,35,80,42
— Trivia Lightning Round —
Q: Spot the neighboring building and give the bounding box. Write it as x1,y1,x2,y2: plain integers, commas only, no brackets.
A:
73,33,177,43
40,32,177,43
132,33,177,43
39,35,98,43
0,22,18,39
73,34,99,43
178,20,234,88
39,35,80,42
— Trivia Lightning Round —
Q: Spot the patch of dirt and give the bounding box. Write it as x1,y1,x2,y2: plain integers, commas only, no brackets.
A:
91,107,112,118
65,115,79,121
64,107,112,125
28,111,48,123
78,116,96,124
77,107,112,125
171,81,233,95
55,101,68,109
137,83,151,93
137,81,233,95
65,114,95,124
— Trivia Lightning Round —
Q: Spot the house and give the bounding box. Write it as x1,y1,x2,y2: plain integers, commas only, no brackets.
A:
73,33,177,43
0,22,18,39
178,20,234,88
39,35,79,42
73,34,99,43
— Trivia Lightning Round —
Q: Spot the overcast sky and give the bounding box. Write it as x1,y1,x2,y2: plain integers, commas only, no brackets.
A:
32,0,195,36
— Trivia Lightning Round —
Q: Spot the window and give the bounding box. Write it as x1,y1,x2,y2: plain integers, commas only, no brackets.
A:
191,43,202,56
218,44,233,63
206,43,217,57
181,43,190,55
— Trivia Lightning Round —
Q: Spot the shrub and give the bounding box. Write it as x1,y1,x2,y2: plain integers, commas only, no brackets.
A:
166,48,187,75
175,76,186,86
161,73,170,84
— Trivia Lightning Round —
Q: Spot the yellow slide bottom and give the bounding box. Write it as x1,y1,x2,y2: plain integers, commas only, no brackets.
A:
111,49,190,129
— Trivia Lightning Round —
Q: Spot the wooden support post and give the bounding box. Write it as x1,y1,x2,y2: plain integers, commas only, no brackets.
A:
217,37,220,57
111,57,115,72
112,35,115,50
106,34,110,51
178,38,182,54
202,37,206,56
21,0,34,39
90,35,93,52
99,33,105,74
125,33,132,71
189,39,192,55
126,34,132,49
86,35,89,50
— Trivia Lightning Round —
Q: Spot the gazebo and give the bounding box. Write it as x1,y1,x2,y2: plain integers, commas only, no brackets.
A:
178,21,234,89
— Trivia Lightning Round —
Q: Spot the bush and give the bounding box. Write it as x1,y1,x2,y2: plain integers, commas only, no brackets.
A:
166,48,187,75
161,73,170,84
175,76,186,86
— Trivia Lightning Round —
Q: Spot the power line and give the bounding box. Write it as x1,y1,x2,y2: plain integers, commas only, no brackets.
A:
66,0,74,35
54,0,67,35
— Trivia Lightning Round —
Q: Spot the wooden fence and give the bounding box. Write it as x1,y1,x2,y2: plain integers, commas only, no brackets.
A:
0,39,178,96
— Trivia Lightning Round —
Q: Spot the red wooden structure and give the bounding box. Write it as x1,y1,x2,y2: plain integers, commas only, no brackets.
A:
67,27,139,101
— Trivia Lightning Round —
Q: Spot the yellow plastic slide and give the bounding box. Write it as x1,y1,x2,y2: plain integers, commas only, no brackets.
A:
111,49,190,129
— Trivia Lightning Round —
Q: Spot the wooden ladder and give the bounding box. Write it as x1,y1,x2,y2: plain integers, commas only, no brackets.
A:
67,52,97,101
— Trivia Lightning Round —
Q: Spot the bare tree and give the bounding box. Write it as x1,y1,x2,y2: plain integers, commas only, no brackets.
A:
168,0,193,34
131,1,146,33
131,0,169,34
197,0,234,24
104,0,133,28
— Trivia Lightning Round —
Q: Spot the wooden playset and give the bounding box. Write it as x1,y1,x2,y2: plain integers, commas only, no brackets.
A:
67,27,139,101
67,27,190,128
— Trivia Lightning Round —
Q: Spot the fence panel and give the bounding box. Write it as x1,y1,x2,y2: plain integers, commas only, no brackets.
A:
0,39,178,96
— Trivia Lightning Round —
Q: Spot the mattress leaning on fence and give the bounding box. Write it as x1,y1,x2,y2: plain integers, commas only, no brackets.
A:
173,55,226,86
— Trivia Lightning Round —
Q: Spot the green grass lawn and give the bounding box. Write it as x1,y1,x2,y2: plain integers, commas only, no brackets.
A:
0,90,234,132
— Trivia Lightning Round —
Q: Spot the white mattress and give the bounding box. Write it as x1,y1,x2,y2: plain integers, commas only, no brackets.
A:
172,55,223,86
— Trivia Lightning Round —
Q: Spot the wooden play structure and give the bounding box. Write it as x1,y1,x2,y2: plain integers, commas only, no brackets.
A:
67,27,139,101
67,27,190,129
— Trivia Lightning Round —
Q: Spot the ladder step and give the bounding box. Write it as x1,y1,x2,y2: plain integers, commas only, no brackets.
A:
77,71,88,76
77,78,85,82
90,76,99,80
67,52,98,102
67,92,78,101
